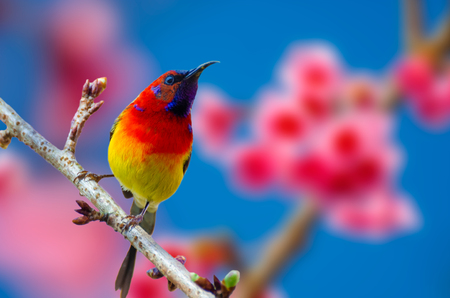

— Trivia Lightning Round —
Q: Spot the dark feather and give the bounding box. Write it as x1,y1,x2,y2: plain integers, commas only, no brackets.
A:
110,116,120,140
183,152,191,175
115,202,157,297
122,189,133,199
110,105,131,140
115,246,137,298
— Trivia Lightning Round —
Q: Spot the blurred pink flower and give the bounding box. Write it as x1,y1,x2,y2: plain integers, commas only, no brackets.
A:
227,142,280,194
193,86,243,158
0,152,29,205
0,152,118,297
410,75,450,127
325,190,420,241
316,112,395,163
295,89,332,123
253,92,307,149
395,55,450,128
395,56,433,98
282,112,400,203
279,43,343,98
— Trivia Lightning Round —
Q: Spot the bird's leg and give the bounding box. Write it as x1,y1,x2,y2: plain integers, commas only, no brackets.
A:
123,201,150,231
74,170,115,184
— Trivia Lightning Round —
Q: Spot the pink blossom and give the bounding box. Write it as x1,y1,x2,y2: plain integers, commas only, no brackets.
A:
296,89,332,122
409,74,450,127
325,190,420,241
395,55,433,98
315,112,395,163
283,153,330,196
253,92,308,150
227,142,279,194
396,56,450,128
278,43,343,98
282,112,400,203
193,87,242,158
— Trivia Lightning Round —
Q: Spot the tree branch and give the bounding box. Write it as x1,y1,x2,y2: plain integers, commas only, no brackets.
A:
237,200,318,298
0,79,214,298
403,0,424,52
402,0,450,67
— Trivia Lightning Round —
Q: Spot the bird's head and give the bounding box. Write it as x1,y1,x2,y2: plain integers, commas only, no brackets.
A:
149,61,219,118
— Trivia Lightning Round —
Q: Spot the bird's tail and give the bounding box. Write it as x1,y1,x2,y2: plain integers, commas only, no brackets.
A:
115,201,157,298
115,245,137,298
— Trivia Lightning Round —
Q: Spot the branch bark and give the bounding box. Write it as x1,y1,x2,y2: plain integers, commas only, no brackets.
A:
0,80,214,298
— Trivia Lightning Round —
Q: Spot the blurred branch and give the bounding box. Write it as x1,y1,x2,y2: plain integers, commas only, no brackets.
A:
0,79,214,298
403,0,424,52
402,0,450,67
384,0,450,108
429,8,450,66
238,200,318,298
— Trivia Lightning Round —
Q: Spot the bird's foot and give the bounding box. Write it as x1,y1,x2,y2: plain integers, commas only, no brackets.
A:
74,171,114,184
72,200,109,225
123,214,145,231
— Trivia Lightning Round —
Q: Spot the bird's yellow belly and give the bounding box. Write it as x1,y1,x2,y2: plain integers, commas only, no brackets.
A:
108,132,189,211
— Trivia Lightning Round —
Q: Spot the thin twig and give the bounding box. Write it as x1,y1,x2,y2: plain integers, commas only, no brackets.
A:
0,80,214,298
63,78,106,155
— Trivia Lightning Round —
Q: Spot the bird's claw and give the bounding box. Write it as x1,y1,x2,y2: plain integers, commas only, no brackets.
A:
123,214,144,231
74,171,109,184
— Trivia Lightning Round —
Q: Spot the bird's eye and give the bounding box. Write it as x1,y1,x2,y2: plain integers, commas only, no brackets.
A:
165,75,175,85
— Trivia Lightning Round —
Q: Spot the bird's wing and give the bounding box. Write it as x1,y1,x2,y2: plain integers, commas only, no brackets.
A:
110,104,133,140
122,188,133,199
110,115,121,141
183,152,191,175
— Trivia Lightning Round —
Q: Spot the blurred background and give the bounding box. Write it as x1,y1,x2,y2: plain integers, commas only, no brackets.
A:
1,0,450,297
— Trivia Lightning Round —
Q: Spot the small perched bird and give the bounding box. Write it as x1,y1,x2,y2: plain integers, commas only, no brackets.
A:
78,61,218,298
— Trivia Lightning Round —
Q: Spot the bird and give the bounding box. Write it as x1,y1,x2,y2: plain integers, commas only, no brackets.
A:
76,61,218,298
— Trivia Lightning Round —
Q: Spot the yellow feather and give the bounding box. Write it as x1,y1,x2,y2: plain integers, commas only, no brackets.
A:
108,121,190,212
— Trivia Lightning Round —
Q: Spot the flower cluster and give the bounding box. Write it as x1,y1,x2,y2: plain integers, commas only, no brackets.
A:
193,43,422,241
396,55,450,128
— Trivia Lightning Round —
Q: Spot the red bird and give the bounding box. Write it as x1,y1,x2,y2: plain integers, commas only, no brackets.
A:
80,61,218,298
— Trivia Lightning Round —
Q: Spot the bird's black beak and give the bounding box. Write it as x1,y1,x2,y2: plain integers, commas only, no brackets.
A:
184,61,219,80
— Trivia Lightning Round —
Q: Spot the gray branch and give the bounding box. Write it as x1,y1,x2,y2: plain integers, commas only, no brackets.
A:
0,78,214,298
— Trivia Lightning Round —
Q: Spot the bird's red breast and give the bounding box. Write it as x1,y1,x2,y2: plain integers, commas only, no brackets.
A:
115,78,194,157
